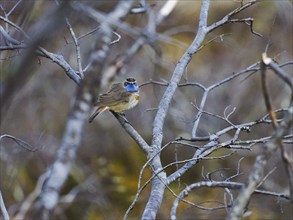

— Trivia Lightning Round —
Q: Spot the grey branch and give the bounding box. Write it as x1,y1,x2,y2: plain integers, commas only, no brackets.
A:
0,13,82,86
170,181,290,220
227,105,293,219
37,48,81,85
0,190,9,220
261,53,293,90
0,134,38,152
142,1,210,218
206,0,260,36
166,108,292,185
35,1,135,218
64,16,84,79
14,172,48,219
111,112,150,154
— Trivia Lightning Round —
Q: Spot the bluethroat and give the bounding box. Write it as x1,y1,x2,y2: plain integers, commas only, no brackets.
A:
89,78,140,122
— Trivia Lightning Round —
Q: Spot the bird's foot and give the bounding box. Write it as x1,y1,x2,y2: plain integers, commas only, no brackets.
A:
119,112,126,117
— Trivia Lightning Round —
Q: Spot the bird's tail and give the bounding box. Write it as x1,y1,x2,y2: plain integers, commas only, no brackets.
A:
88,107,108,123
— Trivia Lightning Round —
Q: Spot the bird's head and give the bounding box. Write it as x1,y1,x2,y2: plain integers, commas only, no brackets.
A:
124,78,139,93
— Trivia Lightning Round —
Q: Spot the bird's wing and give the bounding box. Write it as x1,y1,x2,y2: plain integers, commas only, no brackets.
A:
94,83,131,106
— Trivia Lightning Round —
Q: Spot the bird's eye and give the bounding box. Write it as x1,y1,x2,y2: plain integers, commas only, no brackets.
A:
124,82,128,87
134,82,137,86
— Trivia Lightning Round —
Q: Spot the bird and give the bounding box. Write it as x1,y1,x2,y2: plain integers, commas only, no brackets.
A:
89,78,140,123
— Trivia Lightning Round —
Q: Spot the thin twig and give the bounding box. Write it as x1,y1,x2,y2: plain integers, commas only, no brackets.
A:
0,134,38,152
14,172,49,219
64,17,84,78
256,167,277,189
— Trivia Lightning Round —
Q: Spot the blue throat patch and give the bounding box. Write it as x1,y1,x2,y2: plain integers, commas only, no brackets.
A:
126,84,139,92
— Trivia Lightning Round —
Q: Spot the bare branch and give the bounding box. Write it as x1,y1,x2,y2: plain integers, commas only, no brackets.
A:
170,180,290,220
109,31,121,45
0,14,82,85
256,167,277,189
262,53,293,91
0,15,29,38
261,52,293,201
191,90,209,137
14,172,48,219
206,0,261,37
229,18,262,37
225,157,245,182
156,0,178,24
0,25,21,45
227,106,293,218
139,79,169,87
178,108,289,142
124,142,172,220
130,0,146,14
37,48,81,85
0,134,38,152
7,0,23,17
64,17,84,79
111,112,150,154
142,0,211,217
55,0,84,79
36,2,135,218
168,106,292,190
1,1,291,219
167,140,218,184
0,190,9,220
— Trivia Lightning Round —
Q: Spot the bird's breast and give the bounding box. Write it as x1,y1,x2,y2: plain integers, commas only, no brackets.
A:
109,93,139,112
129,93,140,107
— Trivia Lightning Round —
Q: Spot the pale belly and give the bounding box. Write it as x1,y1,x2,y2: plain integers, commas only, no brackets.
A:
109,93,139,112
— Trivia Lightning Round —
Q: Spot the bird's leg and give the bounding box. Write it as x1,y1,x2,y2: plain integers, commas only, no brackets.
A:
110,110,125,118
110,111,131,125
119,112,126,117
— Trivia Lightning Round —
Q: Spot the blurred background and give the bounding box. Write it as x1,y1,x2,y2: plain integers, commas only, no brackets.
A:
1,0,292,219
